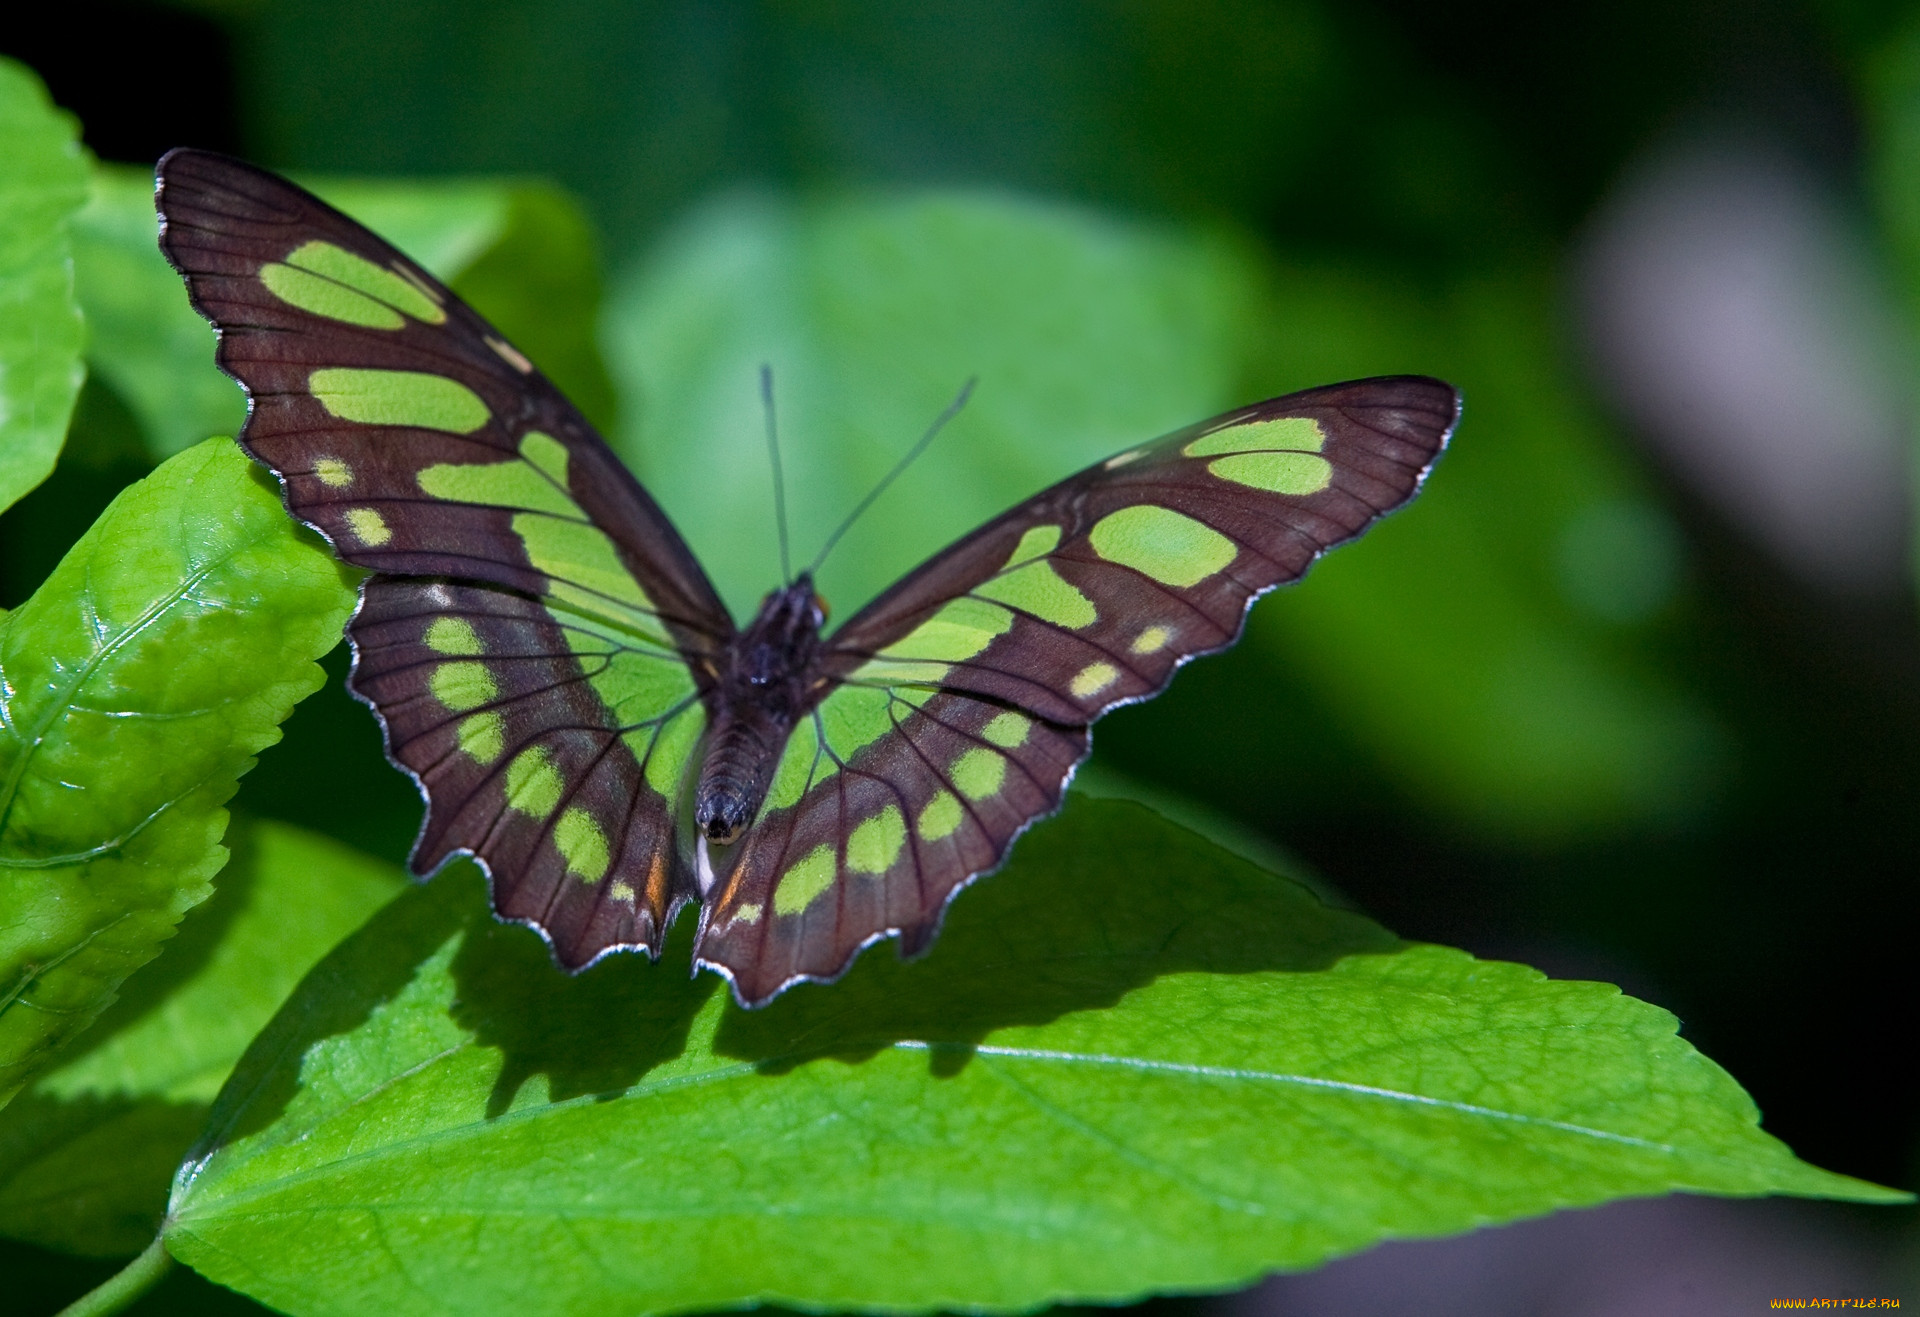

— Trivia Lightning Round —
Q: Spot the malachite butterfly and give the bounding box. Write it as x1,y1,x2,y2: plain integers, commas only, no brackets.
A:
155,149,1459,1007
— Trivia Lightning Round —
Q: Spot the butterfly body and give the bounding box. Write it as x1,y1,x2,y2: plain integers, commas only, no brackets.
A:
155,149,1460,1006
695,576,828,845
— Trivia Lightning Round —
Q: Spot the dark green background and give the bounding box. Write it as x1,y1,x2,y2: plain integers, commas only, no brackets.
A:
5,0,1917,1310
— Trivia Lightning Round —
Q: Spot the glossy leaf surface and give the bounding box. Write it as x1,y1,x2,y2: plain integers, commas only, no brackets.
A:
0,58,88,515
165,799,1891,1317
0,439,356,1106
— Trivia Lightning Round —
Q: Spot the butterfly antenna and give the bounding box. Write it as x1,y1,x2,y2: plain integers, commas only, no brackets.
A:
761,364,793,585
807,376,977,577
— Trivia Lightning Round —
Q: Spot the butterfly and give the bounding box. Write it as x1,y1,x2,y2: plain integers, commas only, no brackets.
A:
155,148,1459,1007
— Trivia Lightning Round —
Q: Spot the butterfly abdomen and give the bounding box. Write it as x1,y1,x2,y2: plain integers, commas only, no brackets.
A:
694,578,829,844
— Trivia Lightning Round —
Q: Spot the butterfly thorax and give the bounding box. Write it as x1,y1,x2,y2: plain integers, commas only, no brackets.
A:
694,576,830,845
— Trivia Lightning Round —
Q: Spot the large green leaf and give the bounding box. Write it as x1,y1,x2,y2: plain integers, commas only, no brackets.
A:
73,166,616,464
0,819,401,1255
0,58,88,515
163,798,1889,1317
0,438,357,1107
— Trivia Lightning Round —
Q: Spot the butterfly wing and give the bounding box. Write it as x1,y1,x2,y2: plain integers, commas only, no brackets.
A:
157,149,731,964
696,376,1458,1004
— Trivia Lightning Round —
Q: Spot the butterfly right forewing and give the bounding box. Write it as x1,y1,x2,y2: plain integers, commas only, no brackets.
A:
695,377,1458,1003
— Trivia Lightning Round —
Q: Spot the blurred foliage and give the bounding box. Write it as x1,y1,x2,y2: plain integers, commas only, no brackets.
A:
3,0,1920,1311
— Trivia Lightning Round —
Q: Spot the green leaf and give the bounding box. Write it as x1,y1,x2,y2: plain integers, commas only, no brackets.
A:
0,819,402,1255
604,191,1257,621
0,438,357,1107
0,58,88,515
73,166,616,464
164,798,1890,1317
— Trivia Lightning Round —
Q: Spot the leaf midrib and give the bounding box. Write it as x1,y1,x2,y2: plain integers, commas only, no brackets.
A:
174,1030,1705,1225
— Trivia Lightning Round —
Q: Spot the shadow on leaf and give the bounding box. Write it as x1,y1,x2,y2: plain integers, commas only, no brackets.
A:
713,796,1398,1073
448,900,718,1118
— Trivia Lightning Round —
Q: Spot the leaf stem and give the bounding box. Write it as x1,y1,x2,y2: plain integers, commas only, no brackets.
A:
57,1234,173,1317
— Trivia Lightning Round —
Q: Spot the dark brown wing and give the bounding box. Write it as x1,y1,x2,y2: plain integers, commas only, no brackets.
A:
694,376,1458,1004
157,149,733,962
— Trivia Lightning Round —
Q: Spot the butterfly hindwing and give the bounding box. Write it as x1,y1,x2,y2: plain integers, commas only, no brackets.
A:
696,686,1088,1002
696,377,1457,1000
157,149,733,960
351,579,707,964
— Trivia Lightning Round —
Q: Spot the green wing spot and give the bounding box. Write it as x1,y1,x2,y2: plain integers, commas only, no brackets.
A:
519,431,570,485
1005,524,1062,568
774,844,837,917
846,806,907,875
1131,625,1172,654
457,712,504,763
974,559,1097,628
343,508,393,546
917,791,964,842
982,711,1030,748
261,262,403,329
767,716,823,811
1208,451,1333,495
310,368,490,434
555,807,611,883
507,745,564,817
1183,415,1325,458
953,748,1007,800
1088,504,1236,588
514,513,652,613
1071,662,1120,698
430,660,497,712
818,684,897,762
425,617,483,656
418,456,583,518
313,457,353,488
578,647,696,726
640,702,706,798
282,240,446,324
867,596,1013,676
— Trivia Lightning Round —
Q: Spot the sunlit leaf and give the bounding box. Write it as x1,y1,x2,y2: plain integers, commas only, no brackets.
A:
0,439,357,1107
0,820,401,1255
0,58,88,515
164,798,1889,1317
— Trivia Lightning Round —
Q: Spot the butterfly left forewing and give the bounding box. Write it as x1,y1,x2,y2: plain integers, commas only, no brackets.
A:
157,150,733,965
697,375,1458,1003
